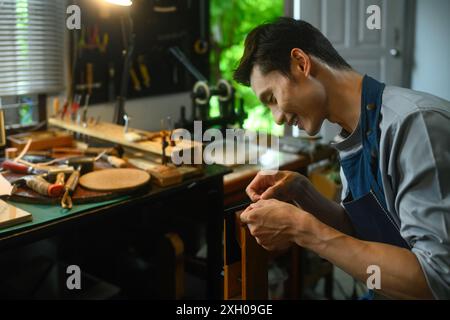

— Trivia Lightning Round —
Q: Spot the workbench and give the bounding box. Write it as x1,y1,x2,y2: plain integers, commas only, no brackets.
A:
0,164,231,299
0,142,334,299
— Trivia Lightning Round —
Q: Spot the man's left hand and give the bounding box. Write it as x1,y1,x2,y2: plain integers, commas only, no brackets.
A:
240,199,310,251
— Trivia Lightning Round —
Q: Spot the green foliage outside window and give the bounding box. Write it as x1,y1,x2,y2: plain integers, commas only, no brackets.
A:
209,0,284,135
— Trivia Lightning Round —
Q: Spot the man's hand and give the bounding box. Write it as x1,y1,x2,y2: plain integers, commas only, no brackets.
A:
246,170,354,235
246,170,306,202
240,198,313,251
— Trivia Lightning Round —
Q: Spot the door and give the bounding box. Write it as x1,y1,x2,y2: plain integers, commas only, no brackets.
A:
295,0,407,85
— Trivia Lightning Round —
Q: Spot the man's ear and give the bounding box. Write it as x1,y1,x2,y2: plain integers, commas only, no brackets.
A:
290,48,311,77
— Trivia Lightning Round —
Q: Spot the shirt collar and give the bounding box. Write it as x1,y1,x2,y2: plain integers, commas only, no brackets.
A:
331,120,362,152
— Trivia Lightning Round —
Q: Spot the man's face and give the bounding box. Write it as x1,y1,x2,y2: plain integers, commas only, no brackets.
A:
250,59,327,136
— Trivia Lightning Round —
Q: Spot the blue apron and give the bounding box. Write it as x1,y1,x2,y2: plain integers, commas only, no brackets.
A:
340,75,410,250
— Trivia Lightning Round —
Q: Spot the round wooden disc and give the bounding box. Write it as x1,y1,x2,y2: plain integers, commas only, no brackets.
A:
79,168,151,192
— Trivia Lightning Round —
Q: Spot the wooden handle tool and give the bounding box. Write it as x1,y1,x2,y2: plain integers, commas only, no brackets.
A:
102,155,127,168
61,166,81,209
25,176,64,197
10,174,65,198
55,172,66,186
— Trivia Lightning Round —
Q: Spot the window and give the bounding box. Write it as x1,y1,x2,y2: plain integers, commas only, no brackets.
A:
210,0,284,135
0,0,66,128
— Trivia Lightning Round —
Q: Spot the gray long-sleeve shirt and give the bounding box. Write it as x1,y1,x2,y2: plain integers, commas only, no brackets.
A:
333,86,450,299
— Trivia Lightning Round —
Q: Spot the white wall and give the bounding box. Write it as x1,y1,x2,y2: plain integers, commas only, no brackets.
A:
411,0,450,101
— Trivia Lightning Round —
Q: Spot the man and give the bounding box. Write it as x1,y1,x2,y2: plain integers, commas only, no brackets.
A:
233,17,450,299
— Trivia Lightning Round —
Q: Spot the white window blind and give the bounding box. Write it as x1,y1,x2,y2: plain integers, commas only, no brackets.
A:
0,0,66,96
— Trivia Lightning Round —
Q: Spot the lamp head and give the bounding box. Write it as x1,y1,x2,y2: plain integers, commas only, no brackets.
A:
104,0,132,6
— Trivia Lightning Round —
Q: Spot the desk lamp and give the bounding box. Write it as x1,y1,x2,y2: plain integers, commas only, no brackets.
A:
102,0,134,126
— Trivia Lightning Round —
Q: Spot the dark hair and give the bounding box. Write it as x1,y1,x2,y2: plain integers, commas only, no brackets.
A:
233,17,351,86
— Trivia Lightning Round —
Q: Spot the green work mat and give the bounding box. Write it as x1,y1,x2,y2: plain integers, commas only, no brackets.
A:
0,196,130,236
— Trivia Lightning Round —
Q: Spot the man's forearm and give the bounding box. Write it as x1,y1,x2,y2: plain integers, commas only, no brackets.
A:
296,185,354,235
295,214,434,299
311,202,354,236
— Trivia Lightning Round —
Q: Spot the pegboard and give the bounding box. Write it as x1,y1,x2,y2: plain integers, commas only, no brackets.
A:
70,0,210,105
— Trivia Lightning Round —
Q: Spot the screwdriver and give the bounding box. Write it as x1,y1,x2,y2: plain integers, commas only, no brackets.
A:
61,99,69,120
1,160,73,176
2,160,48,175
82,94,90,128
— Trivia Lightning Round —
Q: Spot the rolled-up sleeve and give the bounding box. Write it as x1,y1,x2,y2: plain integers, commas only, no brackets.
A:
387,109,450,299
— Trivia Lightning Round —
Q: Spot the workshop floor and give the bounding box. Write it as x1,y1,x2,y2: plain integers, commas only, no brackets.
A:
1,239,365,300
183,266,366,300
